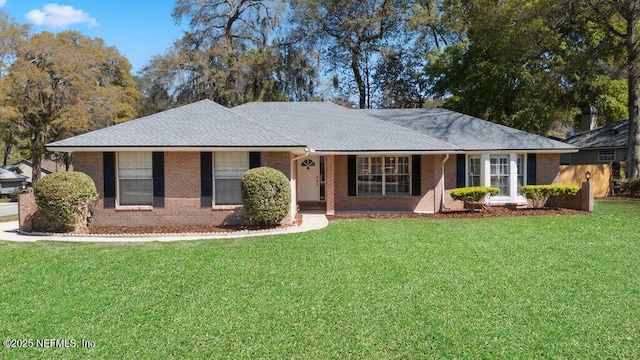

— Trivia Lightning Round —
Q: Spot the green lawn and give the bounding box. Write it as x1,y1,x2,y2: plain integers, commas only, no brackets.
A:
1,200,639,359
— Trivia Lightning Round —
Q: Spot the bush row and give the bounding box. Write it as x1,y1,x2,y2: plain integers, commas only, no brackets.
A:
450,186,499,209
518,185,579,208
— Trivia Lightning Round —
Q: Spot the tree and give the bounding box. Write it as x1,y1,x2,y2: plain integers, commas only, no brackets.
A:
1,30,139,182
586,0,640,177
289,0,404,108
373,49,427,108
140,0,316,108
423,0,628,135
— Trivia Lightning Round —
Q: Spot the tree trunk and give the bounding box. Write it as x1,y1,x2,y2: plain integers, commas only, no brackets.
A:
626,9,640,178
351,48,366,109
30,131,44,183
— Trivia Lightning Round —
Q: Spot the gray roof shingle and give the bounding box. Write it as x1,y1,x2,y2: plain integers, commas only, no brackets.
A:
0,167,28,181
233,102,460,152
47,100,302,149
362,108,576,151
564,120,628,149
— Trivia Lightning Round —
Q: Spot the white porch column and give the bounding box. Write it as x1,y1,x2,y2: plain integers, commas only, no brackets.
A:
509,153,518,200
481,154,491,187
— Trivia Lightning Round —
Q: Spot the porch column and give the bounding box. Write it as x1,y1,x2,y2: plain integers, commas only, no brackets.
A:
325,155,335,215
289,153,298,224
509,153,519,200
481,154,491,187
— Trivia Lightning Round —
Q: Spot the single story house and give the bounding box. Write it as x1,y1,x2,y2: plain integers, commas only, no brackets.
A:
46,100,576,227
561,119,628,165
0,167,28,195
3,159,55,184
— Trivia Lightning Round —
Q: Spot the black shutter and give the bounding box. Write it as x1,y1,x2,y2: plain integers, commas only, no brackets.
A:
249,152,261,169
411,155,421,196
201,152,213,207
527,153,537,185
152,152,165,207
456,154,466,188
103,152,116,208
348,155,357,196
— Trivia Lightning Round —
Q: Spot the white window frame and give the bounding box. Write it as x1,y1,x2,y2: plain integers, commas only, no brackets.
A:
357,155,411,196
467,155,481,187
598,150,616,162
466,153,527,202
213,152,249,206
116,152,153,207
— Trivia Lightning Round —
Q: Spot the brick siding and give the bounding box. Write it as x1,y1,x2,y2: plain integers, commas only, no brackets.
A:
332,155,441,213
72,151,293,228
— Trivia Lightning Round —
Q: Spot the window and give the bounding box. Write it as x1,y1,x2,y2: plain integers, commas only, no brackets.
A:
598,150,615,162
118,152,153,206
357,156,382,195
468,155,481,186
214,152,248,205
357,156,410,195
517,154,525,187
490,155,510,196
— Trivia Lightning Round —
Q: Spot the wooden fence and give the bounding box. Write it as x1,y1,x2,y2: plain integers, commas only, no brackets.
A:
558,164,611,197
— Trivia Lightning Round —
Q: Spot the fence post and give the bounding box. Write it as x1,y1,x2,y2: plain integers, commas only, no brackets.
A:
581,181,594,212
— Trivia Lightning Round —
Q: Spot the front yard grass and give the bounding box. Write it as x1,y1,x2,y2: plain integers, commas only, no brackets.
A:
0,200,639,359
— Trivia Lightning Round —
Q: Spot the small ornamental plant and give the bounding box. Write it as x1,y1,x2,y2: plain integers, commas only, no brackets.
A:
33,171,98,232
518,185,579,208
450,186,499,210
241,167,291,226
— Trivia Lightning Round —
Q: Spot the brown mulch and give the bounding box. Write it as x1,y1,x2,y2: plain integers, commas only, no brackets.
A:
327,207,588,220
66,213,305,235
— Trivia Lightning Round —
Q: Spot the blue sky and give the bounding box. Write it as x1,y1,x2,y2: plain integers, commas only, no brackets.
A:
0,0,186,73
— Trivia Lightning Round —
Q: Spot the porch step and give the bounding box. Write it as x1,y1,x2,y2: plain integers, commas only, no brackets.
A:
298,201,326,211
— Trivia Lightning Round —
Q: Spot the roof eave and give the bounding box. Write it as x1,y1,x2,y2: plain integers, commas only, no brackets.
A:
45,145,309,154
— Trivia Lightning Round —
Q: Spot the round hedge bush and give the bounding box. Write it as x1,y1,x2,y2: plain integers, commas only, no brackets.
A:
241,167,291,226
33,171,98,232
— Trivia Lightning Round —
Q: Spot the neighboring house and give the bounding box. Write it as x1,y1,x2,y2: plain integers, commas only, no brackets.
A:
4,159,58,183
561,119,628,165
0,167,28,195
46,100,577,227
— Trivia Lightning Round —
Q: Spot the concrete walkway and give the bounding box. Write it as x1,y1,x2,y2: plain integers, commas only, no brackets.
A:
0,213,329,243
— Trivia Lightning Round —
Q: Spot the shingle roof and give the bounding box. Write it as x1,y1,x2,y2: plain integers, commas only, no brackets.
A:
564,119,628,149
0,167,28,181
47,100,302,149
362,108,576,151
232,102,460,152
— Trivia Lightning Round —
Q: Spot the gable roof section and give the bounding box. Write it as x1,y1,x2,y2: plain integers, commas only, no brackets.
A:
0,167,28,181
232,102,460,153
363,108,576,152
564,119,628,150
47,100,304,151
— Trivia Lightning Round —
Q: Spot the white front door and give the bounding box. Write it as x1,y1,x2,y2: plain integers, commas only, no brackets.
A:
297,156,320,201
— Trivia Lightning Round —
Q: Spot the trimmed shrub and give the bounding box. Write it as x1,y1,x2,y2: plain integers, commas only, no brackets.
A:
450,186,499,210
241,167,291,226
518,185,579,208
33,172,98,232
620,177,640,198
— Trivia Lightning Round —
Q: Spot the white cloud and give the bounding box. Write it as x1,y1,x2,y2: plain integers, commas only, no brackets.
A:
0,0,6,8
26,3,98,28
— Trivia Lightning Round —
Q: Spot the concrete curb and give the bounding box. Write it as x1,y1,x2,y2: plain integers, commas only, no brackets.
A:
0,213,329,243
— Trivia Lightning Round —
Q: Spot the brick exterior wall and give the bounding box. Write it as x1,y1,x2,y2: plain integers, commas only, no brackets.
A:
536,153,561,184
332,155,441,213
72,151,293,228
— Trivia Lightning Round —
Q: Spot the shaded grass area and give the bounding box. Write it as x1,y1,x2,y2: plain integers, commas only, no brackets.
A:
0,214,18,223
0,200,639,359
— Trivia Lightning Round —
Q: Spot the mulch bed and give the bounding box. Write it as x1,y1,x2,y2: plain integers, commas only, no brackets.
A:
64,212,305,235
327,207,588,220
